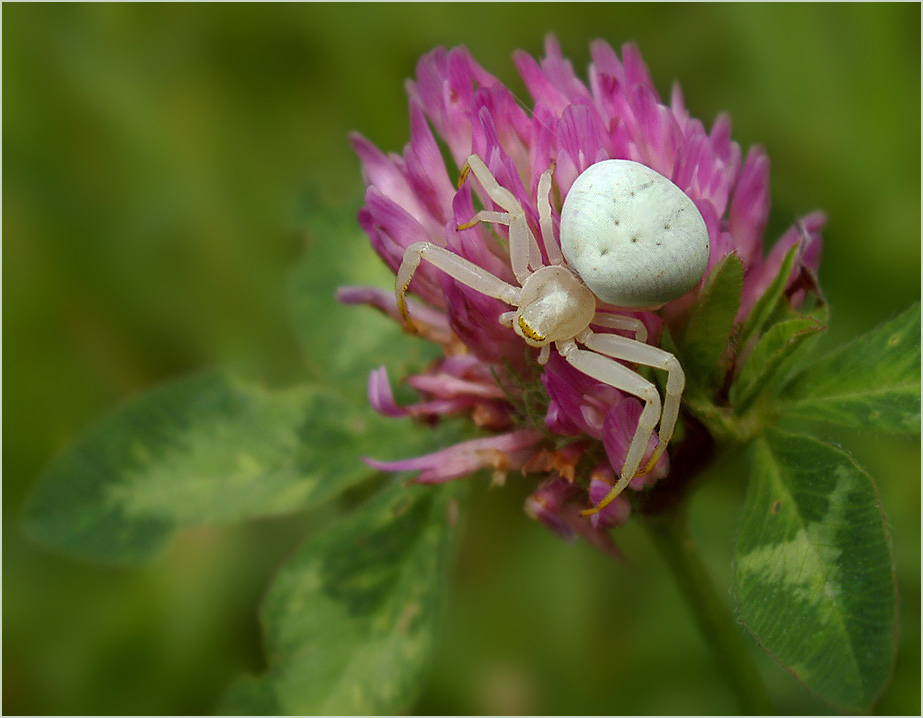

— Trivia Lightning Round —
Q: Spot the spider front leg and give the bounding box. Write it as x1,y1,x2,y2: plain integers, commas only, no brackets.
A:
591,312,648,344
558,329,686,515
395,241,520,326
556,338,663,514
582,330,684,471
458,155,543,284
536,160,565,267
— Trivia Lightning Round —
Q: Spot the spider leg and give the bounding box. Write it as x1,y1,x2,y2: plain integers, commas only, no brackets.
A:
498,311,516,327
396,241,521,326
537,161,565,267
460,155,541,285
590,312,648,343
537,344,552,365
581,328,685,477
457,211,510,231
556,339,662,513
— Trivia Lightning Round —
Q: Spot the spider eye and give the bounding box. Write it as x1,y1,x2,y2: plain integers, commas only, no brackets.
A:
517,314,547,344
559,160,710,308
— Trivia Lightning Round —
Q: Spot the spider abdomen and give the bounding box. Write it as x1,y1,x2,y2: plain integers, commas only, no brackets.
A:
559,160,710,308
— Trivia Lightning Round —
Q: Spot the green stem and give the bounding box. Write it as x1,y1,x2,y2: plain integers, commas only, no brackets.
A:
642,506,774,715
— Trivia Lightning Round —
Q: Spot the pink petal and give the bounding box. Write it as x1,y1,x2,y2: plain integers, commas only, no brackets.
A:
407,373,506,400
538,34,591,103
524,478,581,541
364,428,543,483
602,396,669,486
621,42,656,95
629,82,682,177
473,84,532,175
739,210,826,318
368,366,409,418
335,285,451,336
729,146,771,267
513,47,571,114
589,39,625,82
404,100,456,225
588,473,632,529
525,477,621,556
350,133,435,234
558,102,610,177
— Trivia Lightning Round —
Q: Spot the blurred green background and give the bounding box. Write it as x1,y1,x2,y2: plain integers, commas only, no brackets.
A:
4,3,920,715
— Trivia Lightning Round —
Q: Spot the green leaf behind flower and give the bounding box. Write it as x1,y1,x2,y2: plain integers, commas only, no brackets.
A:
289,198,441,399
674,253,743,394
777,303,921,433
735,429,897,712
736,245,799,352
220,480,467,716
731,315,825,413
23,370,422,564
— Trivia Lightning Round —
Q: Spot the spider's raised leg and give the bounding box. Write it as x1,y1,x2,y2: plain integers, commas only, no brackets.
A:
591,312,648,344
578,330,685,512
556,339,663,514
459,155,541,285
536,161,565,267
396,241,520,324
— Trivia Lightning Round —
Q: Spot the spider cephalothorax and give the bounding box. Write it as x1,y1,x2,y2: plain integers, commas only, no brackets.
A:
395,155,709,515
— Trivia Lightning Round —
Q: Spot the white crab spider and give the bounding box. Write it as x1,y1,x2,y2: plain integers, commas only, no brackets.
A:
395,156,709,516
